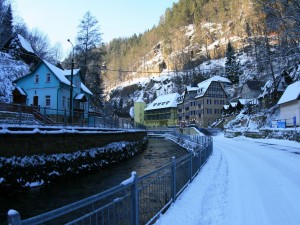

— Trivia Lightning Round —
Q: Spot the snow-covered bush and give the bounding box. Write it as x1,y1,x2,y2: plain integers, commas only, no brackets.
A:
0,137,148,189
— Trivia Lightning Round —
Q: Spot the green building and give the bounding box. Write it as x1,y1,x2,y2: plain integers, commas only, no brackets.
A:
144,93,180,127
134,99,146,126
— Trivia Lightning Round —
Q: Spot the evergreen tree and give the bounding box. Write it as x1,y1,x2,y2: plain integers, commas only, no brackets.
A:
75,11,102,83
0,3,13,47
225,41,242,84
88,65,105,111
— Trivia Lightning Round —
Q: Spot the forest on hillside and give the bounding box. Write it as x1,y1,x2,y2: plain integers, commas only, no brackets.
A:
1,0,300,113
104,0,300,90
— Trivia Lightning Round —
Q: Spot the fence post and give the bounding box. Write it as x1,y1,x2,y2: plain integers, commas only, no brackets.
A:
7,209,21,225
43,107,46,124
131,171,139,225
189,151,193,182
18,105,22,125
199,146,202,168
93,112,96,128
171,156,176,203
64,109,67,126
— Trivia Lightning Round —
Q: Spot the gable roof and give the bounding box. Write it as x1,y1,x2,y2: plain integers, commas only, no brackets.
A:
145,93,180,111
17,34,34,53
43,60,72,86
206,75,232,84
196,80,226,98
243,80,263,91
81,83,93,95
277,81,300,105
13,60,93,95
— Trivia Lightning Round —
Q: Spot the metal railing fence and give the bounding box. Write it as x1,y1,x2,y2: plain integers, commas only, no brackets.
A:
0,102,133,129
7,135,212,225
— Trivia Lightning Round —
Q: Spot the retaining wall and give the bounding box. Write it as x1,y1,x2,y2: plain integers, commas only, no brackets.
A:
0,130,147,157
225,129,300,142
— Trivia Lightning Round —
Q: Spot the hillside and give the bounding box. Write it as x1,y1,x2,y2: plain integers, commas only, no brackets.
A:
0,52,29,102
103,0,262,87
104,0,300,120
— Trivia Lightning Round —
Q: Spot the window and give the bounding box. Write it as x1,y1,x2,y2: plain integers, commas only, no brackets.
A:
45,95,50,107
67,98,70,108
46,74,51,82
220,100,225,105
207,99,212,104
207,109,212,114
214,109,219,114
214,99,219,105
62,96,66,108
35,75,39,83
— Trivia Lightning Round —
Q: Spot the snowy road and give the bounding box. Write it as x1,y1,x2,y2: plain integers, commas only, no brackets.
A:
154,135,300,225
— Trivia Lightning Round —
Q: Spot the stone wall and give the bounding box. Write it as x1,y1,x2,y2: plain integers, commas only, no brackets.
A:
0,137,148,189
0,131,147,157
225,129,300,142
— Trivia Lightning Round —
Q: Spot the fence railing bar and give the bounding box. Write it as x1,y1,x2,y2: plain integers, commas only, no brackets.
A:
145,199,172,225
21,181,132,225
8,133,213,225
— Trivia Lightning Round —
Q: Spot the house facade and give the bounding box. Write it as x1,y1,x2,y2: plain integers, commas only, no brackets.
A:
177,77,229,127
241,80,263,99
12,60,93,123
144,93,180,127
277,81,300,126
133,100,146,126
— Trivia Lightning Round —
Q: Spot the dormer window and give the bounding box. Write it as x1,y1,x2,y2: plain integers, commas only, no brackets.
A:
35,75,39,83
46,74,51,82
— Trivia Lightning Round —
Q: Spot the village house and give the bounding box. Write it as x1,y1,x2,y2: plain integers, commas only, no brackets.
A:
177,76,230,127
240,80,263,99
133,99,146,127
277,81,300,127
144,93,180,127
12,60,93,124
1,34,40,68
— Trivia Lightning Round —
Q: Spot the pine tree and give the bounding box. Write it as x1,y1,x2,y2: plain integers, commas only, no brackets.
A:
0,3,13,47
75,11,102,83
88,65,105,111
225,41,242,84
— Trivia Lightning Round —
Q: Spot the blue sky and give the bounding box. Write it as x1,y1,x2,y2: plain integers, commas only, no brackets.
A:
13,0,178,56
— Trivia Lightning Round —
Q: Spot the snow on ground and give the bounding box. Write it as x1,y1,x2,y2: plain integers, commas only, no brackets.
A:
155,134,300,225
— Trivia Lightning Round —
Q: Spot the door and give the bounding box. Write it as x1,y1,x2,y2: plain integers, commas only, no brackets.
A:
33,96,38,106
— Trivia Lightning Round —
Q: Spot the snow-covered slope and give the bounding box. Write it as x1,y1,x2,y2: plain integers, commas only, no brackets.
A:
155,135,300,225
0,52,29,102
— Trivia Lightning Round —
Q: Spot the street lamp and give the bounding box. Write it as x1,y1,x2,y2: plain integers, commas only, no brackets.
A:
67,39,75,124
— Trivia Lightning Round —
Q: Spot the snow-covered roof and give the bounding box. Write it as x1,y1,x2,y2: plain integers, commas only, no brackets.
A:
75,93,85,100
44,60,72,86
205,75,231,84
186,86,198,92
145,93,180,111
230,102,237,107
223,105,229,110
238,99,255,105
16,86,26,95
196,76,229,98
17,34,34,53
63,69,80,76
277,81,300,105
81,83,93,95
